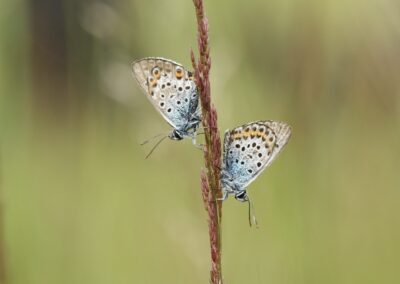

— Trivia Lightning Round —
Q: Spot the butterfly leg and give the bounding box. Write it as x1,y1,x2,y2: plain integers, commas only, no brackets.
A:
191,133,204,150
216,190,229,201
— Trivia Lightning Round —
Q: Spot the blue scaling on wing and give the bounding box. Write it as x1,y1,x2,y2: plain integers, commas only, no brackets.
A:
221,120,291,201
132,57,201,141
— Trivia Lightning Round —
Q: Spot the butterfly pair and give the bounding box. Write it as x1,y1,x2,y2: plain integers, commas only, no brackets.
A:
132,57,291,208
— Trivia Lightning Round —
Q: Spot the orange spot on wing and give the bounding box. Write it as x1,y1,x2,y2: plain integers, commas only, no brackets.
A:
148,77,157,88
232,131,268,141
175,68,183,79
153,68,161,79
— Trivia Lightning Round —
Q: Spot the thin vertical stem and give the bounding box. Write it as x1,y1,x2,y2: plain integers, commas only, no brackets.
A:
191,0,223,283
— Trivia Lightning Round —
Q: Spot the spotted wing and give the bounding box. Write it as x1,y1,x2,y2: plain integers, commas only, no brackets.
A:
223,120,291,189
132,57,199,130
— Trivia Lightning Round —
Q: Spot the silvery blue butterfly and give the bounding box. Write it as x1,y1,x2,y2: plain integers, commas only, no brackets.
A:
221,120,291,203
132,57,201,149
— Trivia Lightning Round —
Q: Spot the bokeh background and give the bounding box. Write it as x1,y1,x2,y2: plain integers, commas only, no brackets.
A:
1,0,400,283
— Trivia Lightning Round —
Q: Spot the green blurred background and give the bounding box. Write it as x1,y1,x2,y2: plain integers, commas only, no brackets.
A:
1,0,400,283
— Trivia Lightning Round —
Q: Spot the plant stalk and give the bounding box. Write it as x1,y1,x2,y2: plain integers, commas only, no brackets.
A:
191,0,223,283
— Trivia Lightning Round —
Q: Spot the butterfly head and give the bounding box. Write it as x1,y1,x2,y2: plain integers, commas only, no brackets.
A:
234,190,249,202
168,129,184,141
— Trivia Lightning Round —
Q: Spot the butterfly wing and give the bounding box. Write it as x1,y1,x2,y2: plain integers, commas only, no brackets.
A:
223,120,291,190
132,57,199,131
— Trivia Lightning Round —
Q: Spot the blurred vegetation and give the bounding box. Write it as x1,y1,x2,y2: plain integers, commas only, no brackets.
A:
1,0,400,283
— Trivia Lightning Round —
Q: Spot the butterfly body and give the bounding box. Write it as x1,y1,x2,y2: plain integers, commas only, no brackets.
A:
132,57,201,144
221,120,291,202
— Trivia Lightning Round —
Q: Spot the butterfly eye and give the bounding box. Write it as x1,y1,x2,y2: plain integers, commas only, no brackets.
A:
235,191,248,202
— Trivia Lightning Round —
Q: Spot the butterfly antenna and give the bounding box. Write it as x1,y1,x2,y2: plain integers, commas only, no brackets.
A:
247,197,259,228
144,135,168,159
140,133,167,146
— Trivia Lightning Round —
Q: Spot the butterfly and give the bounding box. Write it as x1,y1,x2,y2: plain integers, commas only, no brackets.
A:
221,120,291,211
132,57,202,152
